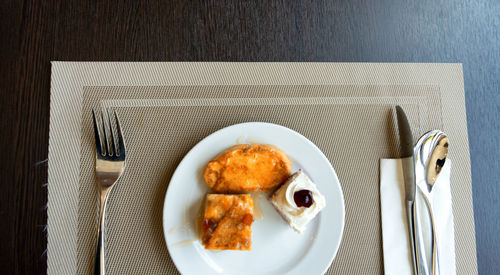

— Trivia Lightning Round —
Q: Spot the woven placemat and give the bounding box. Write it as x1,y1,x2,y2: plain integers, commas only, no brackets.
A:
48,63,476,275
76,85,438,274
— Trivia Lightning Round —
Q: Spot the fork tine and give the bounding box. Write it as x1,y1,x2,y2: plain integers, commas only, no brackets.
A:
107,108,117,157
92,109,103,156
114,110,125,157
101,108,112,156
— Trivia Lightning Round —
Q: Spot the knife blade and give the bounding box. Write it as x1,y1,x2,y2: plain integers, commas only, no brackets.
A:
396,106,415,201
396,105,418,275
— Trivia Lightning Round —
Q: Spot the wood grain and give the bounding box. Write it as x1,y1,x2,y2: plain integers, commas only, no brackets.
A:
1,0,498,274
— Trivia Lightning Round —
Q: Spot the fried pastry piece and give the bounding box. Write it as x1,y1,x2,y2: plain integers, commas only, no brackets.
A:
203,144,292,193
202,194,254,250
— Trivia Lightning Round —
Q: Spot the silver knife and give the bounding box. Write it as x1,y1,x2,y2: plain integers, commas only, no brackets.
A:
396,106,419,275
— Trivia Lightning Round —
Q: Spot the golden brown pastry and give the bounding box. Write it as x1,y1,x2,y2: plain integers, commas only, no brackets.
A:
202,194,254,250
203,144,292,193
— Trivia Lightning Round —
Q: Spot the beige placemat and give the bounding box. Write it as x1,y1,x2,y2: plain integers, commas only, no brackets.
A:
48,63,476,275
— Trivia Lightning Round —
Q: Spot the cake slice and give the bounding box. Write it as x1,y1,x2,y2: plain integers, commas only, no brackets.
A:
270,171,326,233
201,194,254,250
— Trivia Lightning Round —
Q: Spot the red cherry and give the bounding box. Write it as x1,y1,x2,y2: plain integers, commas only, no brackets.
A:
294,190,314,208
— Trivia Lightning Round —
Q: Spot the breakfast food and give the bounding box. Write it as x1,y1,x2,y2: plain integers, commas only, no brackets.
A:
201,194,254,250
270,171,326,233
203,144,292,193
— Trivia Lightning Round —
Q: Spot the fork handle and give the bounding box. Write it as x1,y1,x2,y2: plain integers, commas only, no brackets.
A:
95,224,105,275
95,187,111,275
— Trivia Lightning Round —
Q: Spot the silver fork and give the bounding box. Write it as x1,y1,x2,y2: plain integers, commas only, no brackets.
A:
92,108,126,275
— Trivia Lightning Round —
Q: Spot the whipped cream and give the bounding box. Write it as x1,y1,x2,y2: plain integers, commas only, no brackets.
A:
271,171,326,233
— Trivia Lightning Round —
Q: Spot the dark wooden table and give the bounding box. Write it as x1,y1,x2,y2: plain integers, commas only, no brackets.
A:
1,1,498,274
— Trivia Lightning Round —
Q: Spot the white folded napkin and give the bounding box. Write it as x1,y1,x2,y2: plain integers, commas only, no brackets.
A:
380,158,456,275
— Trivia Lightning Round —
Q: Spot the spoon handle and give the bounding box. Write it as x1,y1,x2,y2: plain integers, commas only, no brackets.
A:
427,201,439,275
416,193,439,275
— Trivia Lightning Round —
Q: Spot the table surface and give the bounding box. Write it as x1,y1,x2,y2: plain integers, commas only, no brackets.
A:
1,0,498,274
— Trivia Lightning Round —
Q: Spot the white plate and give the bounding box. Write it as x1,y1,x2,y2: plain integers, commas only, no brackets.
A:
163,122,345,275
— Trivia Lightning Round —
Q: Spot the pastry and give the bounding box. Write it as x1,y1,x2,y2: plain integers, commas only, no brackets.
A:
203,144,292,193
201,194,254,250
270,171,326,233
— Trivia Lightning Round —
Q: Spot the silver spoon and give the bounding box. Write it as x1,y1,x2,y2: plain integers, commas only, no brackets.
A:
414,130,449,275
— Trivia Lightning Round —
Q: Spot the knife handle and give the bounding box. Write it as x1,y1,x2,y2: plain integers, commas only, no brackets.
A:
407,201,418,275
402,157,416,202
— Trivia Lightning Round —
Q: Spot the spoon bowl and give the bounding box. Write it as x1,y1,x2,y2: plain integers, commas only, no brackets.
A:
415,130,449,194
